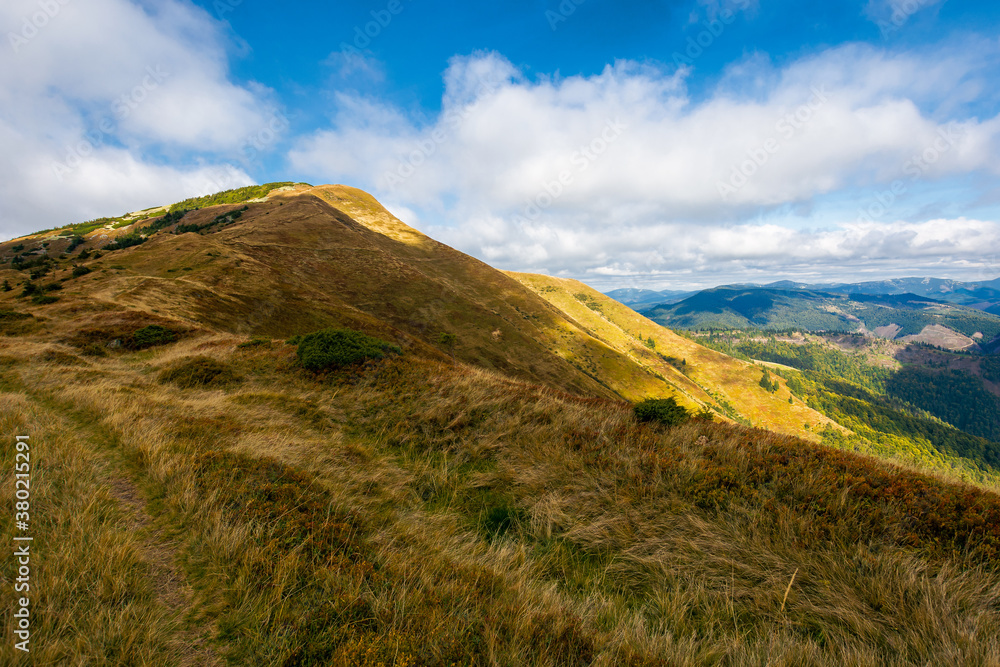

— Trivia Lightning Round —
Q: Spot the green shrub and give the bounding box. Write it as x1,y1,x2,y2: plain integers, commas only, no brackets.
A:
71,265,91,277
759,368,778,392
634,397,690,426
105,233,146,251
31,294,59,305
158,356,240,389
295,328,401,371
130,325,175,349
1,280,10,292
168,183,294,212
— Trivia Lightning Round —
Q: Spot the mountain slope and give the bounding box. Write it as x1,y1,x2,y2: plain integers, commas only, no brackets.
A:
0,184,830,439
509,273,839,436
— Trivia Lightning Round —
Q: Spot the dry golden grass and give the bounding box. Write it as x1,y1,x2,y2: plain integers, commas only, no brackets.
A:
508,272,840,441
1,185,998,664
0,363,212,666
2,330,999,665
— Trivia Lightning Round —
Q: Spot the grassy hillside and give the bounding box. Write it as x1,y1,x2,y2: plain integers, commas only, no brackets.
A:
2,185,1000,665
3,331,1000,665
509,273,839,439
0,184,830,441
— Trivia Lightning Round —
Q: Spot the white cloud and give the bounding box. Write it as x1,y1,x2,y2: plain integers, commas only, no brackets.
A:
288,42,1000,286
0,0,275,238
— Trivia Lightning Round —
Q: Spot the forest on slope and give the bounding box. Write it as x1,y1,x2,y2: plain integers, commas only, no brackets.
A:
688,331,1000,486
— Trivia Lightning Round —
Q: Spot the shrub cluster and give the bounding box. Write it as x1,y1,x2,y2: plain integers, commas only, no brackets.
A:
294,328,401,371
759,367,779,392
130,325,176,349
105,233,146,251
633,397,690,426
168,182,295,212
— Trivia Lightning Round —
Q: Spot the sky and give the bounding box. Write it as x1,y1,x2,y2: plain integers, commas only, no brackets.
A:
1,0,999,290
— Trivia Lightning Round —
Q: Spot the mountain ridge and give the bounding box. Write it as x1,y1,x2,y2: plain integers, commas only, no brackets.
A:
0,183,831,440
638,284,1000,351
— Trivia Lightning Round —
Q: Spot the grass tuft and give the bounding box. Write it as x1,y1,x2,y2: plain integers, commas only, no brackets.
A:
158,356,241,389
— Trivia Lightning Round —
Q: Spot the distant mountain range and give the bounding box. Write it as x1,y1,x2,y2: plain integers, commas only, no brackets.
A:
604,287,698,308
631,286,1000,352
607,277,1000,315
762,277,1000,315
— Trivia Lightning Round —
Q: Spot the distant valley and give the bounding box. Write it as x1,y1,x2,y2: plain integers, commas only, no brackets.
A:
610,282,1000,353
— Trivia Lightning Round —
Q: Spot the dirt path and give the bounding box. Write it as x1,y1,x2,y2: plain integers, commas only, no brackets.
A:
106,475,223,667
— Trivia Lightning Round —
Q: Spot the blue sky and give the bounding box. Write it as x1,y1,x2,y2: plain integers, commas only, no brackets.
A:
1,0,999,289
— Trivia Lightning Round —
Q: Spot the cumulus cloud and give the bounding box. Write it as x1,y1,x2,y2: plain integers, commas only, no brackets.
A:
430,214,1000,289
0,0,277,238
289,41,1000,287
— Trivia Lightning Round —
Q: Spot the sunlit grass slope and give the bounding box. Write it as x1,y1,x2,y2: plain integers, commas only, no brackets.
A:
1,334,999,665
510,273,840,440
